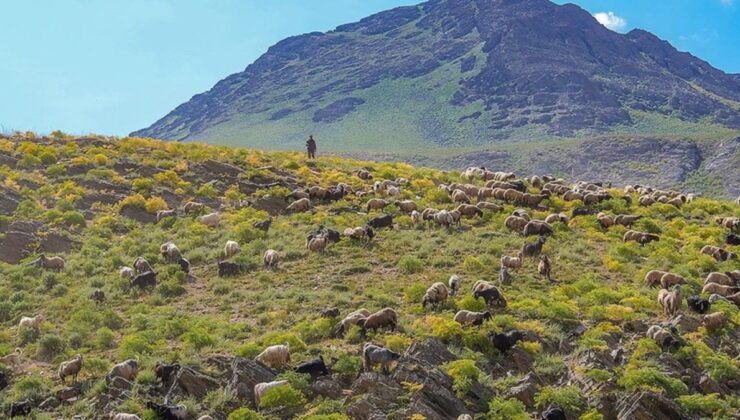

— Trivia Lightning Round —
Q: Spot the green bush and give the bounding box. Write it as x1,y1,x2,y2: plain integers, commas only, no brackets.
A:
535,385,586,415
618,367,688,396
183,328,216,351
332,355,362,376
36,334,66,360
259,383,306,410
487,396,529,420
443,359,482,398
397,255,424,274
676,393,728,417
11,374,51,403
227,408,265,420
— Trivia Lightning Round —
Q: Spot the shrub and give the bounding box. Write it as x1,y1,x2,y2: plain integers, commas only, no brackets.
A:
676,393,728,417
95,327,116,350
62,211,86,227
618,367,688,396
145,196,169,214
487,396,529,420
397,255,424,274
132,178,154,193
456,294,486,312
11,374,51,403
228,408,265,420
36,334,66,360
443,359,482,398
118,333,153,359
120,194,147,210
535,385,586,415
259,383,306,410
332,355,362,376
183,328,216,351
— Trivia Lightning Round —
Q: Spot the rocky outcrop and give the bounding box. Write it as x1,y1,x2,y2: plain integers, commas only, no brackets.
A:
225,358,277,405
0,220,79,264
616,391,691,420
165,366,221,402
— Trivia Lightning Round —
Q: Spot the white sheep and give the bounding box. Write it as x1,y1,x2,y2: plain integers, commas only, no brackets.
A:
500,252,523,271
224,240,240,258
422,282,449,308
18,314,43,330
410,210,422,225
263,249,280,269
197,212,220,227
119,266,135,280
307,235,329,252
254,380,289,407
106,359,139,383
448,275,462,295
113,414,142,420
254,344,291,369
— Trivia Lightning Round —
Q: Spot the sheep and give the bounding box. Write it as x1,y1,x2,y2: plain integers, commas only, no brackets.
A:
386,186,400,196
367,198,390,212
639,195,655,206
410,210,422,225
154,362,180,385
645,270,668,287
113,414,142,420
571,207,598,218
160,241,182,263
0,348,22,368
434,210,455,228
320,308,340,318
9,401,32,418
146,402,187,420
660,273,686,288
58,354,83,384
453,310,492,327
523,220,553,236
312,225,342,243
505,215,528,233
394,200,417,213
306,235,329,253
218,261,244,277
449,210,462,226
106,359,139,384
727,233,740,245
197,212,220,227
727,292,740,307
540,407,567,420
357,308,398,337
702,312,727,332
563,190,584,202
538,255,552,282
614,214,642,228
454,204,483,218
156,209,176,222
255,344,291,369
131,271,157,289
522,236,546,258
700,245,737,262
183,201,205,214
476,201,503,212
451,189,470,203
500,266,513,284
596,212,614,229
119,266,135,280
90,289,106,304
363,343,401,374
448,275,462,296
286,197,311,213
133,257,153,274
623,230,660,245
666,197,683,208
702,282,739,297
286,189,310,201
308,186,329,200
224,240,240,258
353,169,373,180
35,253,65,271
343,226,375,243
422,282,449,309
544,213,569,225
657,286,682,316
687,296,710,314
367,214,393,229
421,208,439,221
18,314,43,330
472,281,507,307
336,308,371,337
501,252,523,271
646,325,680,351
295,356,329,378
263,249,280,269
253,216,272,232
254,380,290,407
487,330,525,354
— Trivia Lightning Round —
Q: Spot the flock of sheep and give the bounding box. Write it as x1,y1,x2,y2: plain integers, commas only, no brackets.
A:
5,163,740,419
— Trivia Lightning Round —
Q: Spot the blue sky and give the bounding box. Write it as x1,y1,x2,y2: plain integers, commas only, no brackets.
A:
1,0,738,136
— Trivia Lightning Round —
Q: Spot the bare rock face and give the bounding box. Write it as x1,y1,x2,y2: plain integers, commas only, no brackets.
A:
225,358,276,406
616,391,690,420
507,372,543,407
165,366,221,402
120,206,157,224
310,375,344,399
0,220,79,263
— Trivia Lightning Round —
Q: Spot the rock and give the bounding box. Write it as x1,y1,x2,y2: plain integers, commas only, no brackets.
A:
404,338,457,366
698,374,722,395
623,320,648,334
510,347,535,371
107,376,134,400
591,392,619,419
39,396,60,410
507,372,542,407
166,367,221,401
310,375,344,399
616,391,690,420
0,370,7,391
348,373,403,420
250,195,288,216
611,347,625,365
120,206,157,224
0,220,80,263
57,386,82,401
0,186,21,215
225,357,276,405
0,229,35,263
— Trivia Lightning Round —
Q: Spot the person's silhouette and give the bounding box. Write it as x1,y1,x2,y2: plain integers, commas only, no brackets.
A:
306,135,316,159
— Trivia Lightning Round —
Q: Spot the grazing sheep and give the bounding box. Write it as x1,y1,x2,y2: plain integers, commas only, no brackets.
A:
295,355,329,378
177,257,190,273
726,292,740,307
421,208,439,221
306,235,329,253
454,310,492,327
156,209,176,222
286,189,310,201
523,220,553,236
487,330,525,354
410,210,422,225
644,270,668,287
571,207,598,218
472,282,507,307
522,236,546,258
394,200,417,213
255,344,291,369
657,286,682,316
646,325,681,351
253,216,272,232
451,189,470,203
500,266,513,284
386,186,400,196
501,252,523,271
363,343,401,374
106,359,139,384
702,282,739,297
367,198,390,212
253,380,289,407
511,209,530,221
9,400,32,418
320,308,340,318
58,354,83,384
160,242,182,263
218,261,244,277
263,249,280,269
700,245,737,262
357,308,398,337
119,266,135,280
596,212,614,229
563,190,584,202
448,275,462,296
197,212,220,227
623,230,660,245
449,210,462,226
35,253,65,271
687,296,710,314
454,204,483,218
505,215,528,233
476,201,503,212
615,213,643,226
343,226,375,243
538,255,552,282
727,233,740,245
146,402,187,420
133,257,153,274
90,289,106,304
638,195,655,206
0,348,22,368
367,214,393,229
422,282,449,309
113,414,142,420
131,271,157,289
154,362,180,385
287,197,311,213
308,186,329,200
224,240,240,258
183,201,205,214
702,312,726,332
18,314,43,330
434,210,455,228
728,270,740,282
660,273,686,288
353,169,373,180
544,213,569,225
336,308,371,337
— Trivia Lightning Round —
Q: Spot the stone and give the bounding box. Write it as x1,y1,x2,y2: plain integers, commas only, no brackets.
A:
225,357,276,405
167,367,221,400
507,372,542,407
57,386,82,401
616,391,689,420
310,375,344,399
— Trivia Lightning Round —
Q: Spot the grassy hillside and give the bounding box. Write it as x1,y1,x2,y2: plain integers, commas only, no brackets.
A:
0,133,739,419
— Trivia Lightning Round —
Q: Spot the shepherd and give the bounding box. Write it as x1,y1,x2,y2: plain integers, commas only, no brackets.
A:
306,135,316,159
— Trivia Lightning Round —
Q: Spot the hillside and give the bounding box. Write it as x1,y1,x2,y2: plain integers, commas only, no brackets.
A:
132,0,740,196
0,133,739,419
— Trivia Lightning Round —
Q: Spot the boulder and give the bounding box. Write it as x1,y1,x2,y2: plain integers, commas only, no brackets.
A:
616,391,690,420
310,375,344,399
225,357,276,405
507,372,543,407
166,367,221,401
57,386,82,402
698,374,722,395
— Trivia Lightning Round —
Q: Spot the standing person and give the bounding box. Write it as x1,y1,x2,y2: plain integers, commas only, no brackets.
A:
306,135,316,159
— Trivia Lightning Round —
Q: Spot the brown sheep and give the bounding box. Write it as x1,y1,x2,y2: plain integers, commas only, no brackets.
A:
523,220,553,236
476,201,503,212
501,252,523,271
471,281,507,307
455,204,483,218
35,254,65,271
726,292,740,307
645,270,668,287
505,215,528,233
451,189,470,203
453,310,492,327
700,245,737,262
367,198,390,212
538,254,552,282
638,195,655,206
503,189,524,203
702,283,739,297
59,354,83,384
357,308,398,336
623,230,660,245
657,286,682,316
666,197,683,208
307,235,329,253
512,209,530,221
133,257,153,274
308,186,329,200
702,312,726,332
422,282,449,308
596,212,614,229
336,308,371,337
660,273,686,288
287,197,311,213
183,201,205,214
614,214,642,227
704,272,734,287
563,190,584,202
394,200,417,213
544,213,569,225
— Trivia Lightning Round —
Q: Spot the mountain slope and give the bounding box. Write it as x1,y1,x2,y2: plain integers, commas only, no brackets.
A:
133,0,740,149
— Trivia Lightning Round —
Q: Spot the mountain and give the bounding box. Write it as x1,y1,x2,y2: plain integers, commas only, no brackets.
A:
133,0,740,196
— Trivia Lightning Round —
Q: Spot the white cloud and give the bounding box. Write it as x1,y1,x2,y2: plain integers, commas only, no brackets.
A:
593,11,627,32
720,0,733,6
